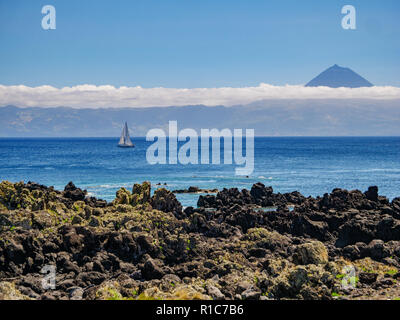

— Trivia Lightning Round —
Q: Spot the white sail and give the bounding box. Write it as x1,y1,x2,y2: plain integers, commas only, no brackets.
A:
118,122,134,147
124,122,133,146
119,124,126,145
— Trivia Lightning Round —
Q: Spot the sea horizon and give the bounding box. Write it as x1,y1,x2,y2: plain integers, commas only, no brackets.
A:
2,136,400,139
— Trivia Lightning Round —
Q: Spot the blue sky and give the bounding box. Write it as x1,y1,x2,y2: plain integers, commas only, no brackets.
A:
0,0,399,88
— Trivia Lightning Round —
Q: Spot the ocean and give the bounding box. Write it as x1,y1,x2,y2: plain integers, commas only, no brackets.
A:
0,137,399,207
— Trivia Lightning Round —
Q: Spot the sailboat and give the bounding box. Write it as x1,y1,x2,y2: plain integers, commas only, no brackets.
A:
118,122,135,148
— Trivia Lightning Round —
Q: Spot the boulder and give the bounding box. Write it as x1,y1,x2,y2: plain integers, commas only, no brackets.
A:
335,219,376,248
206,285,225,300
366,240,390,260
241,288,261,300
294,241,329,265
197,195,218,208
142,258,165,280
364,186,379,202
151,188,182,217
6,240,26,265
250,183,273,204
359,272,378,284
67,287,84,300
63,182,86,201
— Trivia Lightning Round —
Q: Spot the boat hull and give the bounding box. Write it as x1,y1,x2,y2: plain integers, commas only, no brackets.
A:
118,144,135,148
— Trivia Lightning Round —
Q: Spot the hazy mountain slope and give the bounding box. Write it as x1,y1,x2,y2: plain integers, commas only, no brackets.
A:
0,99,399,137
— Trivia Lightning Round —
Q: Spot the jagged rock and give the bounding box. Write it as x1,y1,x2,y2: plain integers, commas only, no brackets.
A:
142,258,164,280
173,187,218,194
5,239,26,265
63,231,83,253
365,186,379,202
392,198,400,214
85,197,107,208
151,188,182,217
67,287,84,300
292,215,330,241
250,182,273,205
241,288,261,300
63,182,86,201
137,234,155,253
376,217,400,241
335,218,376,248
131,182,151,206
359,272,378,284
206,285,225,300
183,206,195,216
342,245,361,260
31,211,55,229
71,215,82,225
284,191,306,205
88,217,101,227
76,272,106,286
113,188,131,205
366,240,391,260
197,194,218,208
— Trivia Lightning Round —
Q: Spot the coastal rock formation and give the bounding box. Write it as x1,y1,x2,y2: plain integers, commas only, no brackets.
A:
172,187,218,194
0,181,399,300
150,188,182,218
63,182,87,202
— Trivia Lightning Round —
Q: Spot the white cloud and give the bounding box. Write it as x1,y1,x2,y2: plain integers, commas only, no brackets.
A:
0,83,400,108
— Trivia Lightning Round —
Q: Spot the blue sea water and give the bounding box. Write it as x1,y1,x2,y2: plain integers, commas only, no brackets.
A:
0,137,399,207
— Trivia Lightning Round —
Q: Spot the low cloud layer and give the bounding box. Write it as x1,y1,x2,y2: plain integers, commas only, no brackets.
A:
1,84,400,108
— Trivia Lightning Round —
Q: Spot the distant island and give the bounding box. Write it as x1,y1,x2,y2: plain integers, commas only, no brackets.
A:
1,99,399,137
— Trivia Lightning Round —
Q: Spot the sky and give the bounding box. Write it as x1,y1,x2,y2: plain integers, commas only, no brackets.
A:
0,0,399,89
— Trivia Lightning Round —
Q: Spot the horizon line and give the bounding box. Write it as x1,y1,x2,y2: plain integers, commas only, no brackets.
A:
1,136,400,139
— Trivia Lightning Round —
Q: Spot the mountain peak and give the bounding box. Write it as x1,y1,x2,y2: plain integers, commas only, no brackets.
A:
306,65,373,88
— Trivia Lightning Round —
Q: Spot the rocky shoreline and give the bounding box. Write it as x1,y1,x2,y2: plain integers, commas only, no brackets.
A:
0,180,399,300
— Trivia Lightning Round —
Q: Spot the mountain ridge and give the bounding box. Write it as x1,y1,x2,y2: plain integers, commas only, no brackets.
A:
1,99,399,137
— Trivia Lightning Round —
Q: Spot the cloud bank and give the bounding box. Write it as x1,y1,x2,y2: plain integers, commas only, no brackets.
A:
1,84,400,108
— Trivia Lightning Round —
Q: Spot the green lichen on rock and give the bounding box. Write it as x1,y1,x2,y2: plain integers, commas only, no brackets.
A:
244,227,290,250
131,181,151,206
0,181,37,210
294,241,329,265
139,280,209,300
113,187,132,205
95,282,124,300
113,182,152,208
0,181,57,212
268,262,335,299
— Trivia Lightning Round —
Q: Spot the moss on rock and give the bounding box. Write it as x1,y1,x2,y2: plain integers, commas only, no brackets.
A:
294,241,329,265
131,182,151,206
0,282,30,300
